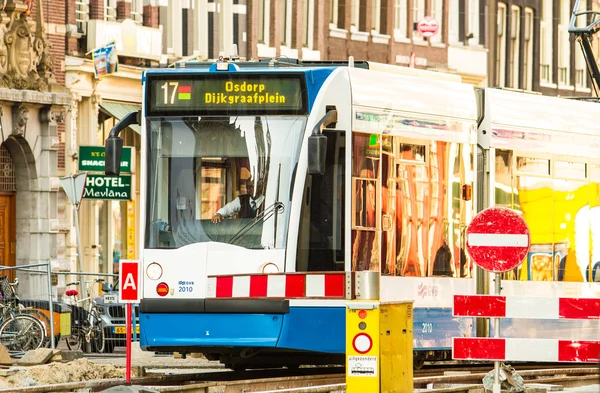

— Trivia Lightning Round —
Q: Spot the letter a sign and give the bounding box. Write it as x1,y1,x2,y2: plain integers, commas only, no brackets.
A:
119,260,140,303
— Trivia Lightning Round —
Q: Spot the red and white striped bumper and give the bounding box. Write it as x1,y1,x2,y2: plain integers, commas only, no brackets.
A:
206,273,347,299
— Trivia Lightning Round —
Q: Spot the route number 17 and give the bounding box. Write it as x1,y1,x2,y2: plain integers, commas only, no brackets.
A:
161,81,180,104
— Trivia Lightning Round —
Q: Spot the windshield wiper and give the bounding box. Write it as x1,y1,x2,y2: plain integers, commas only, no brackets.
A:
229,202,285,246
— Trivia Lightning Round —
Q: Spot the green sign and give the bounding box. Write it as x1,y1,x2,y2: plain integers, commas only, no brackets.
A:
79,146,132,173
83,175,131,200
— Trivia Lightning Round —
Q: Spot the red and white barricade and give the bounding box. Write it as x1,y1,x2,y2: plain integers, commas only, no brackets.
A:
452,294,600,363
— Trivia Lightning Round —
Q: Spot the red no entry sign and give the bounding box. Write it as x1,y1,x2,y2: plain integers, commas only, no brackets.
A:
466,207,530,273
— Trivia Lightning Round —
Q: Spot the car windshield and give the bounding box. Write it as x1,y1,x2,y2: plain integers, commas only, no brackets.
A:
145,116,306,250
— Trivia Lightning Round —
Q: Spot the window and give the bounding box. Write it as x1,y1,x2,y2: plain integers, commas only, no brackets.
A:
555,161,587,180
372,0,381,33
104,0,117,22
448,0,459,43
558,0,570,86
496,3,507,87
540,0,553,84
523,8,534,90
131,0,143,24
430,0,443,44
303,0,315,48
575,18,588,89
280,0,287,45
351,0,367,31
467,0,480,45
516,156,551,176
258,0,267,44
75,0,89,34
509,5,520,88
394,0,408,40
331,0,347,29
412,0,425,40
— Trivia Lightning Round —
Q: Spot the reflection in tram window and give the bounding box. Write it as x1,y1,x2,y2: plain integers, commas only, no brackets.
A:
517,161,600,282
516,156,551,176
555,161,587,180
351,133,380,272
396,139,450,277
495,149,521,280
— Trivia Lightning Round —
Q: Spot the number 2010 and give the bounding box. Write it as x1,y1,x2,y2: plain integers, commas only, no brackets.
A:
178,286,193,293
422,323,433,333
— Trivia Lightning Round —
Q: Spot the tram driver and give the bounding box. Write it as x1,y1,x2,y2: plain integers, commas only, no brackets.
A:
211,168,265,223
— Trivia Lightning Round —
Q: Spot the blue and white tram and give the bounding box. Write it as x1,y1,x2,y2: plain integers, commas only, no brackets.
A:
103,58,600,369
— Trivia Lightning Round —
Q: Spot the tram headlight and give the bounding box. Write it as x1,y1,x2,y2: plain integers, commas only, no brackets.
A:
261,263,279,274
146,262,163,280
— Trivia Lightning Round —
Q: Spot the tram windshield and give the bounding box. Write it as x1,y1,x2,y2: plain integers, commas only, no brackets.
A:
145,116,306,250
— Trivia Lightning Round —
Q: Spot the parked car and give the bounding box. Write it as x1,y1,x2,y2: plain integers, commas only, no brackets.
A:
95,279,140,353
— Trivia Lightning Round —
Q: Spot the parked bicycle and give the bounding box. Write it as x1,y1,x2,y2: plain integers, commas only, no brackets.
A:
64,279,105,353
0,277,46,352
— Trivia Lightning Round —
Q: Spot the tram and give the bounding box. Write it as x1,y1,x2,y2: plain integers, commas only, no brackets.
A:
104,58,600,369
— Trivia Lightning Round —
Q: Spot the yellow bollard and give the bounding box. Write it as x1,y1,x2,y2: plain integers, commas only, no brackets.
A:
346,271,413,392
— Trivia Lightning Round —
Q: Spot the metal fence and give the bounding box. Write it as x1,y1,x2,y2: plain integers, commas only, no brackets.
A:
54,271,138,353
0,266,139,355
0,263,57,351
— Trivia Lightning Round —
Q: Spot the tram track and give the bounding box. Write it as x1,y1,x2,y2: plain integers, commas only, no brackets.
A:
1,363,596,392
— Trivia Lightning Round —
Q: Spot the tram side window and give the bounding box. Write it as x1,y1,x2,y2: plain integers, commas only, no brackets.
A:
495,149,520,210
296,130,345,272
351,133,379,272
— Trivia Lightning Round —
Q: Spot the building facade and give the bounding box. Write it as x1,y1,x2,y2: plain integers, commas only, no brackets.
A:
0,0,72,295
61,0,161,284
488,0,596,96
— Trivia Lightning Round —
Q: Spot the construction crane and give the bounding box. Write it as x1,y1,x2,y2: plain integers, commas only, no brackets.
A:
569,0,600,95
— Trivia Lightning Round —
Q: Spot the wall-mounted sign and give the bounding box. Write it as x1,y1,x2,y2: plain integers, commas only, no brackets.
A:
83,174,132,201
416,17,439,38
79,145,132,173
92,40,119,78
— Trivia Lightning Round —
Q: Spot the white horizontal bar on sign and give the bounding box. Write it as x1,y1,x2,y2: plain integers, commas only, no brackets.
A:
506,296,559,320
505,338,558,362
467,233,529,247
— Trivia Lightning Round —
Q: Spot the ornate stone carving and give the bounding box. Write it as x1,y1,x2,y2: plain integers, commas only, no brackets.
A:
0,0,54,92
12,104,28,137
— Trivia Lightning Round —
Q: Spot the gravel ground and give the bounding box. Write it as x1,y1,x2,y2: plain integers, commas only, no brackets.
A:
86,344,224,370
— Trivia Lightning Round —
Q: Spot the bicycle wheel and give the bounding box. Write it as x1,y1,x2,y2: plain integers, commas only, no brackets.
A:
90,311,105,353
0,314,45,352
65,327,83,351
20,309,52,347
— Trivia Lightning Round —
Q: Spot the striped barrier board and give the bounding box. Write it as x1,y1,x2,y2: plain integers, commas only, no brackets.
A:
452,295,600,363
453,295,600,320
207,273,347,299
453,337,600,362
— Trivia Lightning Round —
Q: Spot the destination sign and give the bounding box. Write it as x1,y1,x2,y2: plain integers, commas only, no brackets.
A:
147,73,307,115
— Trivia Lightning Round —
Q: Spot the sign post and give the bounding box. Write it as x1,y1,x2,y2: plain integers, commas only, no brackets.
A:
119,260,140,384
59,173,88,295
465,207,530,393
